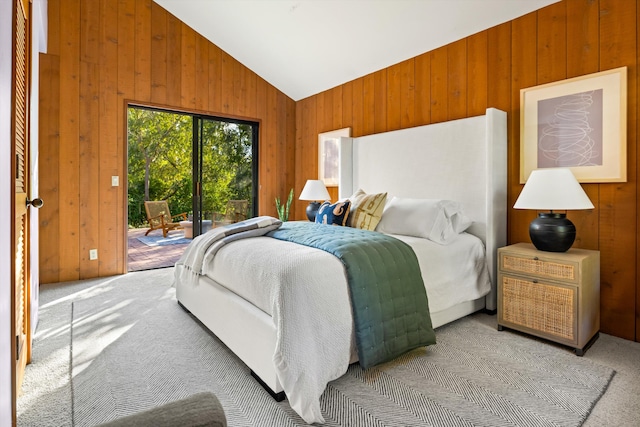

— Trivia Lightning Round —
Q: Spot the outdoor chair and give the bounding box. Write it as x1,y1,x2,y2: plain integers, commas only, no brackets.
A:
213,200,249,228
144,201,188,238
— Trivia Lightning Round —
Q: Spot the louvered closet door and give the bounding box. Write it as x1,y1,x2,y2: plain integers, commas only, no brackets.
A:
13,0,31,395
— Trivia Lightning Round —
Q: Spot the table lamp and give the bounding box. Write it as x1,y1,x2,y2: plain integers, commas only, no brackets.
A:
299,179,330,221
514,168,594,252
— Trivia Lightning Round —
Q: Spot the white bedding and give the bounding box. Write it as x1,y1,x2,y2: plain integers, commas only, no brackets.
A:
176,108,506,425
198,230,489,424
203,231,490,316
390,232,491,314
202,231,353,424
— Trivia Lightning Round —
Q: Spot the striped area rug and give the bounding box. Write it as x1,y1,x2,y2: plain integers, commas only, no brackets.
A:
70,270,614,426
136,233,191,246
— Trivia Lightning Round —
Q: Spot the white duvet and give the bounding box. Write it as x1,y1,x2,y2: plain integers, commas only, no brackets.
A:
206,232,490,317
206,236,354,423
202,231,490,423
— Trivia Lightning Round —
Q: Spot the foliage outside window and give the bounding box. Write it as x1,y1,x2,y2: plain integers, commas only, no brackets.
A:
127,107,254,228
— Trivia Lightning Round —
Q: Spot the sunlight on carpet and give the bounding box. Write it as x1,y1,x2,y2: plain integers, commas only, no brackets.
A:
64,269,615,427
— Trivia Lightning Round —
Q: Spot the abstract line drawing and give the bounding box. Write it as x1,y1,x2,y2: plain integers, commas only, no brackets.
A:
520,66,626,183
537,89,603,168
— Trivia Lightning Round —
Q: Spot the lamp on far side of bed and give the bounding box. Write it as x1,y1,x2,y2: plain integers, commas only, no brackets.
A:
514,168,594,252
299,179,330,221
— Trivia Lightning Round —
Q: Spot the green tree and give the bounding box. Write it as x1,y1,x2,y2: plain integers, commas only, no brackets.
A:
200,120,253,217
127,108,255,228
128,108,193,226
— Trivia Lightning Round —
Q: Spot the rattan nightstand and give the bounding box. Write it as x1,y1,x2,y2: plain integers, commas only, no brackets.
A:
497,243,600,356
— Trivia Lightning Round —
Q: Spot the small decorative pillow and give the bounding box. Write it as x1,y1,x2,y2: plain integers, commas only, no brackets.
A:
347,189,387,230
315,200,351,226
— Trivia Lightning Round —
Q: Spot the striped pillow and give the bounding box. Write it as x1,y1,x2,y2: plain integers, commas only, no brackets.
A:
348,189,387,230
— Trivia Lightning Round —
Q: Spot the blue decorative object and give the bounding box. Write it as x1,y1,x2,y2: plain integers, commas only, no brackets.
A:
315,200,351,226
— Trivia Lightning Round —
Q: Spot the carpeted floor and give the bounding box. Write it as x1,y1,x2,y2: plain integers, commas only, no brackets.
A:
17,268,640,426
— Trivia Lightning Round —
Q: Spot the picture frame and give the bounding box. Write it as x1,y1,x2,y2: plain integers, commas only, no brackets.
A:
520,66,627,183
318,127,351,187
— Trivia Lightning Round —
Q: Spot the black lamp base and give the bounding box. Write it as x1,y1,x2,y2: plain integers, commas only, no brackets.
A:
529,212,576,252
305,201,321,222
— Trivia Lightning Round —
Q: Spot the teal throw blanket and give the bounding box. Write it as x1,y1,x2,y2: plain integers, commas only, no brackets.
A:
267,222,436,369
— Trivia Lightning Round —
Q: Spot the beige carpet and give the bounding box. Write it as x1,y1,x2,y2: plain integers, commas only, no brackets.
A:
17,268,640,426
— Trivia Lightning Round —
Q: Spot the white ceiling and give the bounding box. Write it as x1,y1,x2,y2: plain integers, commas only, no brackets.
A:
155,0,559,101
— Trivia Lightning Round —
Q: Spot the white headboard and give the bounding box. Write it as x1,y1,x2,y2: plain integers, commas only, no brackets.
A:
338,108,507,310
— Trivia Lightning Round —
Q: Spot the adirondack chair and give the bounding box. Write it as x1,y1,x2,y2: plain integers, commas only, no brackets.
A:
144,201,188,238
212,200,249,228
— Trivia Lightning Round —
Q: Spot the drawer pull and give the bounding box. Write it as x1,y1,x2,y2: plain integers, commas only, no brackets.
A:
533,256,539,260
532,279,538,283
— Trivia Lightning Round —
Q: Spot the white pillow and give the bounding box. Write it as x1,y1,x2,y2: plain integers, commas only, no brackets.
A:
376,197,472,244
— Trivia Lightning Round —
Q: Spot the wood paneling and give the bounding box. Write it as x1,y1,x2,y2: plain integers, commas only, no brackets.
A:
598,0,637,340
414,53,431,125
447,40,467,120
362,73,375,135
373,69,387,134
133,0,151,102
567,0,600,251
536,2,567,85
430,46,448,124
637,0,640,348
98,0,119,277
165,13,181,107
180,22,196,110
351,78,364,135
78,61,99,279
509,15,535,247
467,31,488,117
39,0,295,283
294,0,640,341
38,53,60,281
342,80,353,130
57,0,80,283
40,0,640,341
117,0,136,275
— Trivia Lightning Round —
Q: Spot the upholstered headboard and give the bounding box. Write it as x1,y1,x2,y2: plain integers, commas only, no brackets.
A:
338,108,507,310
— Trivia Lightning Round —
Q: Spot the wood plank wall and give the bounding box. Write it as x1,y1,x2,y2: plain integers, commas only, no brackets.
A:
295,0,639,342
38,0,296,283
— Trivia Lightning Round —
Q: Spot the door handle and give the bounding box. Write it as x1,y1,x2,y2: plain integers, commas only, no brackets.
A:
26,198,44,209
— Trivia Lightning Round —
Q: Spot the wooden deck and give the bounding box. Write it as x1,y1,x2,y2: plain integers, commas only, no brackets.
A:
127,228,190,272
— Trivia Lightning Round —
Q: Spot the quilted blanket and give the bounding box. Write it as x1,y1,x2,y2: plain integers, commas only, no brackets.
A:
267,221,436,369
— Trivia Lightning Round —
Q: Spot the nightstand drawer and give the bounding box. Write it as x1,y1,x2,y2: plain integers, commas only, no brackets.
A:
500,275,577,343
501,253,578,284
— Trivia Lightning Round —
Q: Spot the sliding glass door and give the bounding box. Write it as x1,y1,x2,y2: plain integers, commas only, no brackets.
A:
192,116,258,235
127,106,258,243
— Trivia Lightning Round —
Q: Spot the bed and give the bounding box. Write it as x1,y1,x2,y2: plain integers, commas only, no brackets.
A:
174,108,507,424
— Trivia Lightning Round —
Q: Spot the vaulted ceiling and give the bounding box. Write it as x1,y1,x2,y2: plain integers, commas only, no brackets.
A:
155,0,559,101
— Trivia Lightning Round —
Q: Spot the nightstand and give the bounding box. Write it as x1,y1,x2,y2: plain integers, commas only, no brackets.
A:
497,243,600,356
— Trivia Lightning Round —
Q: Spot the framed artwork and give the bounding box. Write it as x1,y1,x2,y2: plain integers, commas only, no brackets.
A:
318,127,351,187
520,66,627,183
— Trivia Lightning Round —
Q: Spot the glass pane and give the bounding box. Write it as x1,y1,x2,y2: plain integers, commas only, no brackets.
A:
200,119,254,231
127,107,193,229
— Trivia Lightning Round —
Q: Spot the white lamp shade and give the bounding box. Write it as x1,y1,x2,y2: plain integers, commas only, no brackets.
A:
514,168,594,210
299,179,330,201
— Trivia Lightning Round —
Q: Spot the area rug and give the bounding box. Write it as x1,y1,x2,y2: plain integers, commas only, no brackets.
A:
70,270,615,427
136,233,191,246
